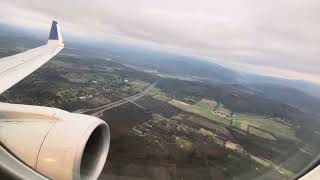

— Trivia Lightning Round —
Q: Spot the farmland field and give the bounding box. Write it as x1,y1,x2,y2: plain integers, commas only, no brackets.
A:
169,99,231,126
232,113,297,141
215,103,232,117
149,87,171,102
167,97,297,142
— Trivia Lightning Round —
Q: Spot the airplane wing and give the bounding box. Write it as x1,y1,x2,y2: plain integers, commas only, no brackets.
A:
0,21,110,180
0,21,64,180
0,20,64,94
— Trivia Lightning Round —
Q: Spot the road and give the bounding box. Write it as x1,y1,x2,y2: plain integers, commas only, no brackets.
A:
77,82,157,117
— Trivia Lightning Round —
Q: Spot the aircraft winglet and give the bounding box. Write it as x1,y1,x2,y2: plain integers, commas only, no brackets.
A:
48,20,64,46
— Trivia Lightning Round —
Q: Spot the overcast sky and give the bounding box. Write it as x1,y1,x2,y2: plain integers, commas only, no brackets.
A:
1,0,320,84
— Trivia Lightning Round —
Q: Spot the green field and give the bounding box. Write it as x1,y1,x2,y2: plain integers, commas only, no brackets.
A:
129,80,151,92
169,99,231,126
215,103,232,116
250,154,294,177
232,113,297,141
149,87,171,102
248,126,276,141
128,81,171,102
169,98,297,141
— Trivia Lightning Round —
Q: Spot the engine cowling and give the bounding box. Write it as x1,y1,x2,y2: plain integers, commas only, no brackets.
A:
0,103,110,180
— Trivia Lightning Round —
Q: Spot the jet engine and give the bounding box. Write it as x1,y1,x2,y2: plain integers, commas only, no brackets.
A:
0,102,110,180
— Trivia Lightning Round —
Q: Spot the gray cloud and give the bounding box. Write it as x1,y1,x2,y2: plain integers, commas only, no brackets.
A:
1,0,320,83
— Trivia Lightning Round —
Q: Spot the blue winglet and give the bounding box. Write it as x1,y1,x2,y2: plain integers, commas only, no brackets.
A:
48,21,59,40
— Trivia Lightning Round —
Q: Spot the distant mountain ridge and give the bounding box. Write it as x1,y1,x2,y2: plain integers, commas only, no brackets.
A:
240,73,320,99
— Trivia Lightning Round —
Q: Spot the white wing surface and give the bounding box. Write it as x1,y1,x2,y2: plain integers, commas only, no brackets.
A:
0,21,64,94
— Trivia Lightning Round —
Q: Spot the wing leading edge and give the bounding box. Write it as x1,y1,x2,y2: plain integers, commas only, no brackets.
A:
0,21,64,94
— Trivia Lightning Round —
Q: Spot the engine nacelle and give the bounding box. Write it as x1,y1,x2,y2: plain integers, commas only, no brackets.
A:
0,103,110,180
